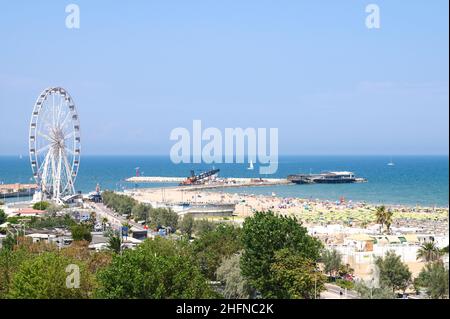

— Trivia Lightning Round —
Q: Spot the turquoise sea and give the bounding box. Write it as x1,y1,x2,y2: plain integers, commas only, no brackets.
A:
0,155,448,207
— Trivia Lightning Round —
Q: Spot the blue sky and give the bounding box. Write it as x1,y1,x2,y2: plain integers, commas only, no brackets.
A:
0,0,448,155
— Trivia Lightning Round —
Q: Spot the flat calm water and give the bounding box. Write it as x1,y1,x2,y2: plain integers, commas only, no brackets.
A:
0,155,448,207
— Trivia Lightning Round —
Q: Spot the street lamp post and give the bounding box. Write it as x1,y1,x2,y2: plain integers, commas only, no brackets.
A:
314,274,317,299
370,277,374,299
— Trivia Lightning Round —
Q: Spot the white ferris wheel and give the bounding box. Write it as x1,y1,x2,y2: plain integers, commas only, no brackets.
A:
29,87,81,201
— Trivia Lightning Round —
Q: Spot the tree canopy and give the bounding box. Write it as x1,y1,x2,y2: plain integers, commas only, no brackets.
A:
179,215,195,239
0,248,31,297
354,280,396,299
374,206,393,234
95,238,214,298
193,224,243,280
415,261,449,299
32,201,50,211
321,249,343,277
71,224,92,242
216,252,253,299
375,250,412,293
7,252,94,299
416,242,442,262
148,207,178,230
0,209,6,225
271,249,326,299
240,211,322,298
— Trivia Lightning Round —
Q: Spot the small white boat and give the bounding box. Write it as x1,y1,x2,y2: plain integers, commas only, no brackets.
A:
387,158,395,166
248,160,254,170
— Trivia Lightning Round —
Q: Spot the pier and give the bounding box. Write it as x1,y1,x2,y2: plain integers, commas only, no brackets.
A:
125,176,291,189
0,183,37,199
126,176,185,183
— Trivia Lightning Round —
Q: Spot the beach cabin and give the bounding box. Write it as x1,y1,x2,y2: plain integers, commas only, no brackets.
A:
344,234,375,252
27,233,57,243
402,234,420,245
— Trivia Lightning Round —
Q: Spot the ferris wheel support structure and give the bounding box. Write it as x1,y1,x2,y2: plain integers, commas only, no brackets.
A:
29,87,81,202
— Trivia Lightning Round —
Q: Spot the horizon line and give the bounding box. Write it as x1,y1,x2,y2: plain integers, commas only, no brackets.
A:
1,153,449,157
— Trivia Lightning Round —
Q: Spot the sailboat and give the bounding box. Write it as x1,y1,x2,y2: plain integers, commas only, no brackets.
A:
248,160,254,170
387,157,395,166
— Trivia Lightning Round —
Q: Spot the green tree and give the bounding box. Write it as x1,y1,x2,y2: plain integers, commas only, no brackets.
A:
338,263,354,277
101,191,137,216
0,209,7,225
95,238,214,298
375,206,393,234
375,206,385,230
131,203,151,222
354,280,396,299
28,214,75,229
271,249,325,299
179,215,195,239
0,248,31,297
149,208,178,230
101,217,109,231
416,242,442,262
375,250,412,293
32,201,50,211
216,252,253,299
384,209,393,234
193,219,217,236
321,249,342,277
7,252,94,299
107,231,122,254
415,261,449,299
1,233,16,251
193,224,243,280
71,224,92,242
241,211,322,298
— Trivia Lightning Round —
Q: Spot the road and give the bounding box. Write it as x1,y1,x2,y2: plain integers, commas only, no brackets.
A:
89,202,145,232
320,284,359,299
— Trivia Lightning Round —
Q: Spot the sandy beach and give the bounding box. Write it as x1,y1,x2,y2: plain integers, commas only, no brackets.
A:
130,186,449,236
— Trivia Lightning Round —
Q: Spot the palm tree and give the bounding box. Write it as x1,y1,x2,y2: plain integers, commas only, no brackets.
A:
417,242,442,262
384,209,393,234
375,206,386,233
